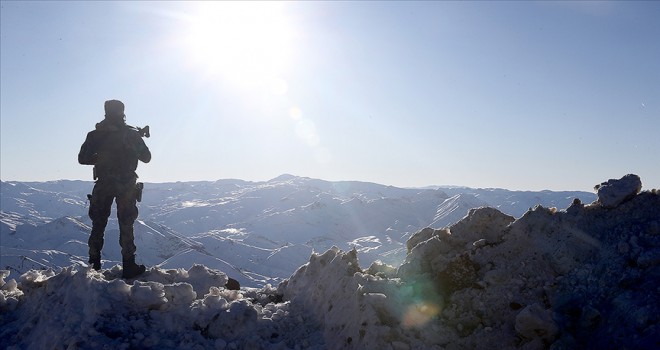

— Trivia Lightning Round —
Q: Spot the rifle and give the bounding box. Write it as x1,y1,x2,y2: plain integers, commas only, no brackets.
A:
128,125,150,138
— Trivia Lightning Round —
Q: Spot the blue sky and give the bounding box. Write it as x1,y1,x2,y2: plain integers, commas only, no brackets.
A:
1,1,658,191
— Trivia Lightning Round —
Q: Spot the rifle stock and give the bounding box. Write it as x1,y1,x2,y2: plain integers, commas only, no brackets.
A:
128,125,150,138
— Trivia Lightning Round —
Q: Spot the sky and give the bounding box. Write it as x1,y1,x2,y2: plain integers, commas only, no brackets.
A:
1,1,658,191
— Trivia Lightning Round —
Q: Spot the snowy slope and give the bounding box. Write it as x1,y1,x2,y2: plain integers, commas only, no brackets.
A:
1,217,91,275
1,175,656,350
435,186,595,218
0,181,90,222
1,175,596,287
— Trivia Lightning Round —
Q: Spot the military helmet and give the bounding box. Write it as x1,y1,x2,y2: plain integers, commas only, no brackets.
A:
104,99,125,117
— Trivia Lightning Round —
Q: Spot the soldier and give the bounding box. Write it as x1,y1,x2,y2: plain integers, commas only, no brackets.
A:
78,99,151,279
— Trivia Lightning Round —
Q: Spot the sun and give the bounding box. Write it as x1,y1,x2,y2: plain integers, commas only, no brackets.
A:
180,2,294,89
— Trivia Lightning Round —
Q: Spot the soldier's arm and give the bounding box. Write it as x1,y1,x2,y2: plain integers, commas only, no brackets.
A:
129,132,151,163
138,139,151,163
78,132,98,165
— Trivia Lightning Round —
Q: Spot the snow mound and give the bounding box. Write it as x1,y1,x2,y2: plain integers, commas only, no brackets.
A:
1,265,324,349
2,175,659,349
278,177,659,349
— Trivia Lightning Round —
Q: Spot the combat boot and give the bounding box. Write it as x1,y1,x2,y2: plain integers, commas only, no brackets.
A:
122,256,146,279
89,256,101,271
226,277,240,290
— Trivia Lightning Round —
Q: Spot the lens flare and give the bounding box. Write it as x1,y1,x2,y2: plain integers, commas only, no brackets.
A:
397,278,443,329
402,301,441,328
289,106,302,120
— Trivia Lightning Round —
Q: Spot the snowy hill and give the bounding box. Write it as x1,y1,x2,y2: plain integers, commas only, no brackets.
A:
1,174,657,349
1,175,596,288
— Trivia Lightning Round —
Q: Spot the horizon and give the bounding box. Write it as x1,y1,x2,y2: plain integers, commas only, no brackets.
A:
2,2,659,192
0,172,624,194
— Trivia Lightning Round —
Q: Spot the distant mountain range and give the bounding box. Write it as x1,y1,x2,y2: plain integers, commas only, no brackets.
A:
1,175,596,287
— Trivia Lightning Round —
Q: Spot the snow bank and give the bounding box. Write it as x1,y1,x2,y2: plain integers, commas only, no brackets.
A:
2,175,658,349
278,175,660,349
0,265,324,349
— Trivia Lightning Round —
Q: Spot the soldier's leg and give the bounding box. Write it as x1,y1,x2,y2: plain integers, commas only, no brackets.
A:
117,181,145,278
88,182,114,268
116,181,139,260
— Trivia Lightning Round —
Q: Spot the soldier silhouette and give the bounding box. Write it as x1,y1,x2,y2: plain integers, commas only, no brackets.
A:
78,100,151,278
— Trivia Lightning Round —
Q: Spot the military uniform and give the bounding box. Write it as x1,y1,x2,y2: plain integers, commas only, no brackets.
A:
78,100,151,278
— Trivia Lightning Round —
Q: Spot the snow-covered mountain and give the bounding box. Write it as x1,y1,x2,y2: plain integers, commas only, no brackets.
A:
1,174,657,349
1,175,596,287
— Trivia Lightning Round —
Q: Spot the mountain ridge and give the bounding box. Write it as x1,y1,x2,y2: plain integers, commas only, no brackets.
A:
2,175,597,287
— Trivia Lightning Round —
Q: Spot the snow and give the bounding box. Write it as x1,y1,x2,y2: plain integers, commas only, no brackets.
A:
1,175,658,349
1,176,595,287
1,265,326,349
595,173,642,208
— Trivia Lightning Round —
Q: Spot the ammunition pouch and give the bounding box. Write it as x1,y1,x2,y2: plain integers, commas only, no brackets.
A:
136,182,144,202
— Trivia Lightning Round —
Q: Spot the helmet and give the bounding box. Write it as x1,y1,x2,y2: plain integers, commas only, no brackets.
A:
104,99,125,117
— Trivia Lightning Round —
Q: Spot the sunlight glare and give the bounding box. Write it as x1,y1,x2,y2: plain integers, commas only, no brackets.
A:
295,119,320,147
183,2,293,89
270,78,289,96
315,147,333,165
289,107,303,120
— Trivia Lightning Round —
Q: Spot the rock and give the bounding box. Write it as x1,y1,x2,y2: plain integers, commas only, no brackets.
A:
515,303,558,341
566,198,583,215
436,253,479,294
448,207,515,244
406,227,436,253
595,174,642,208
225,277,240,291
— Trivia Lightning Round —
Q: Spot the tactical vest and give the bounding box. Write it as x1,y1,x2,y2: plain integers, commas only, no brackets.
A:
91,124,142,180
